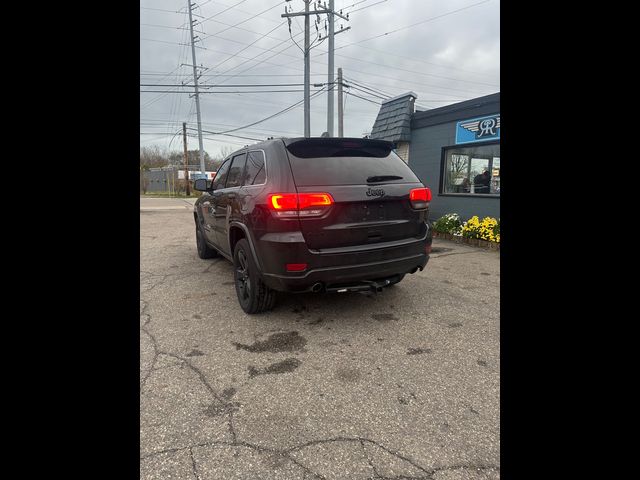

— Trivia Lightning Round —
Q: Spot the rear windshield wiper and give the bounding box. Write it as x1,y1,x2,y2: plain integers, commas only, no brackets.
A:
366,175,403,183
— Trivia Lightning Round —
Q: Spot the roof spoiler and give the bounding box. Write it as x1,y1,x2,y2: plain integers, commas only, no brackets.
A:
284,137,394,158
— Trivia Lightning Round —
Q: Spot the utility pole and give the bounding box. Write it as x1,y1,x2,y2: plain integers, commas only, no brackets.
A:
337,67,344,137
183,122,190,196
187,0,205,173
304,0,310,137
327,0,334,137
283,1,349,138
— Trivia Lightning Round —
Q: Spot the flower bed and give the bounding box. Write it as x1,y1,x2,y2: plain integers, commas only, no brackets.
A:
432,213,500,250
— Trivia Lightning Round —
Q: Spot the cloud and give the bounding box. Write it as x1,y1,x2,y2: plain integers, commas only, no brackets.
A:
140,0,500,157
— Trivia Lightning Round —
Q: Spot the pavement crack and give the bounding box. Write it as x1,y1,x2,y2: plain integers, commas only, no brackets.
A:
140,274,169,293
140,438,498,479
159,351,237,441
140,326,159,393
228,409,238,443
286,455,326,480
189,446,200,480
431,464,500,476
360,439,381,479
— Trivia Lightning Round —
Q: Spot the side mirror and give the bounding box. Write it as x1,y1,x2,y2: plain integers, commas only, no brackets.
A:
194,179,210,191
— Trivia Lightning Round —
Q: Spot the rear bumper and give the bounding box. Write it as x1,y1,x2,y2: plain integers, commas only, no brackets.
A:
256,225,431,292
261,252,429,292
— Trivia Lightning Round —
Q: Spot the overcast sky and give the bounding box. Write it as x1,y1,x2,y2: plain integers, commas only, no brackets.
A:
140,0,500,162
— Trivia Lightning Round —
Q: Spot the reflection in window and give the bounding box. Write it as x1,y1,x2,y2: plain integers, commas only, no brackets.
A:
225,154,247,188
243,151,266,186
212,160,230,190
442,143,500,196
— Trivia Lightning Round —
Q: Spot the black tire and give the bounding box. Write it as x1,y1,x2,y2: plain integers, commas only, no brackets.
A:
196,224,218,259
233,238,276,314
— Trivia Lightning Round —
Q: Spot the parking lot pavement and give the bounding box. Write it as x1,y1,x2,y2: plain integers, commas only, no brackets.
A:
140,197,500,479
140,196,197,211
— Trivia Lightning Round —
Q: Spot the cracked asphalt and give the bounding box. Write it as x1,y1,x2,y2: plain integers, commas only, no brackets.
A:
140,197,500,479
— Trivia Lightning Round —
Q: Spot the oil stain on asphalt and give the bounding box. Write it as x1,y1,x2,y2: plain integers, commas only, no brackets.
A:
185,348,205,357
233,331,307,353
248,358,301,378
407,347,432,355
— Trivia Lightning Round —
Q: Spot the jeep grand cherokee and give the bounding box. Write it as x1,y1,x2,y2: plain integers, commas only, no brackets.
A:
193,137,432,314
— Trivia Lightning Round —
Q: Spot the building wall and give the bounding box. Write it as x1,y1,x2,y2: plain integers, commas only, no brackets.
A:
395,141,410,163
408,121,500,221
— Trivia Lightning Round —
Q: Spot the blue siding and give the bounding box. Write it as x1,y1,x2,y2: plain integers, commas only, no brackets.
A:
409,121,500,221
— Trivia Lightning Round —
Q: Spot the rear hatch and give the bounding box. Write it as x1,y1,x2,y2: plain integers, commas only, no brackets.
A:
284,138,428,250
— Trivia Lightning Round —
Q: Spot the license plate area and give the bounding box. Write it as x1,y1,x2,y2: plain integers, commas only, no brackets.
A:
350,202,386,221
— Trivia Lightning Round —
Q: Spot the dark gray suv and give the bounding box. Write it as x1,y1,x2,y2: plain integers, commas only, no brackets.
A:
193,137,432,314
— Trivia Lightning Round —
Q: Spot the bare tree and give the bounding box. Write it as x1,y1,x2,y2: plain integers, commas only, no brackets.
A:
449,154,469,179
140,146,169,169
209,145,235,170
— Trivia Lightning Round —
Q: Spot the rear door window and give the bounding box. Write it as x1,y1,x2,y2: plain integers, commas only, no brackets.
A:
242,151,266,186
225,153,247,188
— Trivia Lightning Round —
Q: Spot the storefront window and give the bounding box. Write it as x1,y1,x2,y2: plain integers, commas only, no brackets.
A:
442,142,500,196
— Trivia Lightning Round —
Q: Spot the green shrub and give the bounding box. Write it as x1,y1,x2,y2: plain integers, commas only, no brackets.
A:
433,213,462,235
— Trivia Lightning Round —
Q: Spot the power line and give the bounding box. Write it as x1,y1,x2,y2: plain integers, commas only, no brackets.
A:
140,72,324,77
187,127,263,142
141,31,318,78
341,0,493,48
141,8,190,111
341,0,377,11
198,0,252,26
344,77,394,98
207,21,287,71
140,89,320,94
207,87,326,135
140,23,184,30
349,0,388,13
195,0,282,25
335,52,499,88
344,43,499,79
142,119,302,136
140,6,179,13
321,61,475,98
207,30,310,85
200,2,283,41
345,91,381,105
345,83,389,100
140,83,306,87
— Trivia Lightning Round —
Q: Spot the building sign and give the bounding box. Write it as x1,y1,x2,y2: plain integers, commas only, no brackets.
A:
455,114,500,144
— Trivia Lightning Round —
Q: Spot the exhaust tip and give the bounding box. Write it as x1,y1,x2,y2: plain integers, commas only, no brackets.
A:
311,282,323,293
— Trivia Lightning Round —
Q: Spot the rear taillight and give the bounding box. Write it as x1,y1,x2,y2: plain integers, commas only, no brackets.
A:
267,193,334,218
286,263,307,272
410,187,431,209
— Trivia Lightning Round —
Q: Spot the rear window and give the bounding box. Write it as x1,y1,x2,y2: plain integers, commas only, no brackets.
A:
286,151,420,186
